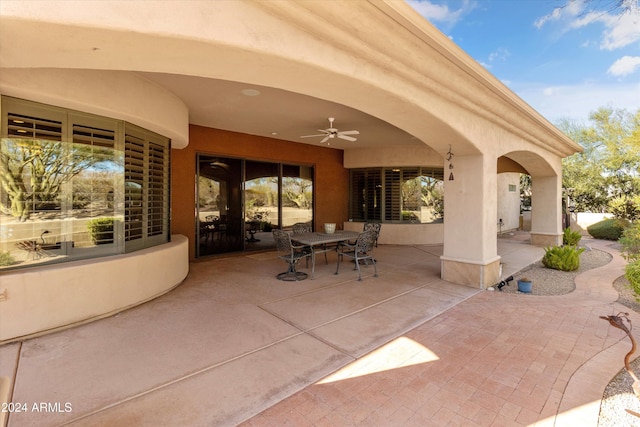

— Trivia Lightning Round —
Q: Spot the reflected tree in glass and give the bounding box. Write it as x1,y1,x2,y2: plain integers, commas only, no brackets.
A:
0,138,114,222
0,138,119,222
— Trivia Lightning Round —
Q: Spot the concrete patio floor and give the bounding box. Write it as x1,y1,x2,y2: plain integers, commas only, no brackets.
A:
0,235,634,426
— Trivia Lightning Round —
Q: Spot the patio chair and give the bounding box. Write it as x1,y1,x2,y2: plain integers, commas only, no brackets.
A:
292,222,312,234
272,229,312,281
335,229,378,281
363,222,381,247
292,222,331,265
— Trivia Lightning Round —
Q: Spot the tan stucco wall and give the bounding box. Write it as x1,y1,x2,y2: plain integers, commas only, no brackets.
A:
343,145,443,168
172,126,349,260
497,173,520,232
344,221,443,245
0,235,189,343
0,68,189,148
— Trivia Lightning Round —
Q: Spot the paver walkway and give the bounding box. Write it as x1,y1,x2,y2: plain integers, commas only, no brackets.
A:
1,237,632,426
242,239,634,426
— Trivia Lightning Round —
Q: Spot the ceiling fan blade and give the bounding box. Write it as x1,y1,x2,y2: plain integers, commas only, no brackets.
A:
300,134,327,138
338,130,359,136
321,135,330,143
338,134,357,142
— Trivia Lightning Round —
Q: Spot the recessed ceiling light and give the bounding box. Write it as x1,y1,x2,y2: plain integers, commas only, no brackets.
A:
271,132,278,136
241,89,261,97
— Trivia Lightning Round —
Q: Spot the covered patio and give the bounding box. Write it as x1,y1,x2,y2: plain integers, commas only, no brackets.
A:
1,237,550,426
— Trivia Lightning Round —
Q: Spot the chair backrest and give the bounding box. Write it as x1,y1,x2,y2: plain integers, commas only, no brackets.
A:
292,222,312,234
363,222,381,236
272,229,293,258
356,229,377,254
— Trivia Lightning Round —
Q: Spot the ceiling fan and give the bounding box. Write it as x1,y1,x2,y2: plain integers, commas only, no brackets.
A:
300,117,359,144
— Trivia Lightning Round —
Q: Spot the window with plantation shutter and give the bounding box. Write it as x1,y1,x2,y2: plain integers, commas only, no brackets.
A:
8,113,63,140
349,169,381,221
125,133,145,243
384,169,401,221
124,125,169,252
147,140,167,237
1,96,170,271
349,167,444,224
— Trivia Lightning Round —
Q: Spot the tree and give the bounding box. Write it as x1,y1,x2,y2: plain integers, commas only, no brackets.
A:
282,177,312,209
0,138,108,221
559,107,640,215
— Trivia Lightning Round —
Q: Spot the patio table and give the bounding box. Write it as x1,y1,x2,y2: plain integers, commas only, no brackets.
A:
291,230,360,278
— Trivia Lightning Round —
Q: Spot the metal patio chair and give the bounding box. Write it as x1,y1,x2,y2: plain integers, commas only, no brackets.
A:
335,229,378,281
363,222,382,247
272,229,312,281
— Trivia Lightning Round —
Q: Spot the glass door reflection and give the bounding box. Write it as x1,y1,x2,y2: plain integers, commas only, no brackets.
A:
196,156,243,256
244,160,279,251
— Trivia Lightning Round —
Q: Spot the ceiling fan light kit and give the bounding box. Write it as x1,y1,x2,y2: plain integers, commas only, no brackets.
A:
300,117,359,145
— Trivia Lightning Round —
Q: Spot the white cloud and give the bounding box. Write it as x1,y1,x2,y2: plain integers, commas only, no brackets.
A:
600,9,640,50
406,0,476,25
608,56,640,76
488,47,510,62
512,80,640,122
534,0,586,29
536,0,640,50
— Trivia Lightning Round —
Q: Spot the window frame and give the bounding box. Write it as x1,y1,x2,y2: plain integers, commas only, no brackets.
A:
349,166,444,224
0,96,170,270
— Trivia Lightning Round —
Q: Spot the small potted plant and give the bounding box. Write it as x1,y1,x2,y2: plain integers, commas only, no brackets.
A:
517,277,532,293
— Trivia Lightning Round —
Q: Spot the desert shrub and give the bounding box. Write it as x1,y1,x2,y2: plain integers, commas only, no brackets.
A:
87,217,115,244
627,261,640,296
620,222,640,262
542,245,585,272
587,218,630,240
609,195,640,222
0,250,15,266
563,227,582,246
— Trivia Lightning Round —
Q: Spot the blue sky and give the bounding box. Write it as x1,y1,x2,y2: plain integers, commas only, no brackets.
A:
406,0,640,124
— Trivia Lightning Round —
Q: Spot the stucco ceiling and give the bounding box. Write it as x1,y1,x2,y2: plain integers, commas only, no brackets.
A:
139,72,423,151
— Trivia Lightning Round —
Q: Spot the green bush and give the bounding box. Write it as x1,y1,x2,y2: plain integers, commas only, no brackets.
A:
542,245,585,271
587,218,630,240
0,250,15,266
620,222,640,262
609,195,640,222
627,260,640,296
563,227,582,246
87,217,115,244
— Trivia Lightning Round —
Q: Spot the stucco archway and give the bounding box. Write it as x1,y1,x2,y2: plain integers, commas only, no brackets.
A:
1,0,581,298
500,150,563,247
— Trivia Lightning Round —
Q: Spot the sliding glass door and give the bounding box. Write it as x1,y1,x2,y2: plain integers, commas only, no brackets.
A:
196,155,314,257
196,156,243,256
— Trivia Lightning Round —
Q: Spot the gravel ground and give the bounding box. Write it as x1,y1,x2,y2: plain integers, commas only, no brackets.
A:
490,240,640,426
600,274,640,427
491,245,612,296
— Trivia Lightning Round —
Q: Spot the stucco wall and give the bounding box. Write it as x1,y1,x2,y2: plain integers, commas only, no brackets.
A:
497,173,520,232
343,145,444,168
0,69,189,148
0,235,189,343
172,126,349,260
344,221,443,245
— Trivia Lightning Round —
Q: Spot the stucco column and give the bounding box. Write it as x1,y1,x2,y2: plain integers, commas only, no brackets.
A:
530,175,562,246
440,154,501,289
